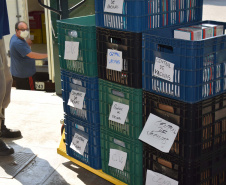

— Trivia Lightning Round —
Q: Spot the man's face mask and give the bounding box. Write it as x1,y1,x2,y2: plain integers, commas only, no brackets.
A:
20,30,29,39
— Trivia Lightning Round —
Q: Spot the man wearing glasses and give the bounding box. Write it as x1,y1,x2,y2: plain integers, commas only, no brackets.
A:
10,21,48,90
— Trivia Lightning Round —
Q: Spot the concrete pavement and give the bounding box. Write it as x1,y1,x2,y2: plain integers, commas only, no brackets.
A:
203,0,226,22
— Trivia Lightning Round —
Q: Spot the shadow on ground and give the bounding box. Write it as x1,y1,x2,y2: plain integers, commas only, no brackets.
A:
62,161,114,185
0,141,69,185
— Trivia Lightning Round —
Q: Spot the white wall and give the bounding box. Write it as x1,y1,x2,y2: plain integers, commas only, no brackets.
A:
203,0,226,22
4,0,29,66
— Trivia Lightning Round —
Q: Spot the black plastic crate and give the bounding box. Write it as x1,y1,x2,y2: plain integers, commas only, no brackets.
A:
143,145,226,185
143,91,226,162
96,27,142,88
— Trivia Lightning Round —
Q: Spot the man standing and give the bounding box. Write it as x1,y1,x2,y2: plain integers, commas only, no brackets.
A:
0,0,15,155
10,21,48,90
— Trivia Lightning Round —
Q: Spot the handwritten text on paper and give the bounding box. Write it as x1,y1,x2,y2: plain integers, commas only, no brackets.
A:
106,49,123,72
64,41,79,60
154,57,175,82
146,170,178,185
109,101,129,124
70,133,88,156
104,0,124,14
108,149,127,171
139,113,179,153
68,90,85,110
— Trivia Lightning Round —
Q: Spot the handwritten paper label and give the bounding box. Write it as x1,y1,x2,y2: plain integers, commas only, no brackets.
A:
106,49,123,72
139,113,179,153
146,170,178,185
104,0,124,14
64,41,79,60
108,149,127,171
68,90,85,110
154,57,175,82
70,133,88,156
109,101,129,124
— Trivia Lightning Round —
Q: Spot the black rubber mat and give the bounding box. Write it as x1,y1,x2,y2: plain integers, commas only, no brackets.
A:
0,152,36,179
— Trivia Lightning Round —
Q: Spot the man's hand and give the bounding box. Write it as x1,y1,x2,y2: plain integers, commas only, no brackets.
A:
26,38,33,46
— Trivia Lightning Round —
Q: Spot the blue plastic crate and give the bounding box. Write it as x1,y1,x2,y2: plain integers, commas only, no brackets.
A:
142,20,226,103
61,70,100,125
95,0,203,32
65,115,101,169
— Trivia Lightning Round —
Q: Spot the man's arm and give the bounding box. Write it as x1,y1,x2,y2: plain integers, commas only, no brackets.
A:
26,52,48,59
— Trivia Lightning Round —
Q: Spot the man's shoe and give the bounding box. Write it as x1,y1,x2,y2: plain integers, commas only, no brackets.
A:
0,139,14,156
1,125,22,138
1,109,22,138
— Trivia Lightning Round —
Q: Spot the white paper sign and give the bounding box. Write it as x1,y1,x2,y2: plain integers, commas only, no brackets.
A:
106,49,123,72
146,170,178,185
109,101,129,124
68,90,85,110
108,149,127,171
64,41,79,60
154,57,175,82
139,114,179,153
70,133,88,156
30,35,34,40
104,0,124,14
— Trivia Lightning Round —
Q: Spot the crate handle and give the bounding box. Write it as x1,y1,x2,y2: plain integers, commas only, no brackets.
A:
157,158,172,169
215,107,226,121
108,37,122,45
157,44,173,54
75,124,85,132
112,89,125,98
158,103,174,113
71,78,82,86
113,138,125,148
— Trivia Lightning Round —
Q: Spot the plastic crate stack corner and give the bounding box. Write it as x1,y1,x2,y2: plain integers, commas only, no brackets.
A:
57,15,101,170
95,0,147,184
141,2,226,185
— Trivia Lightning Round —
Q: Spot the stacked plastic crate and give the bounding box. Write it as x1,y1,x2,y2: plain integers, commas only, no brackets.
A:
57,15,102,169
95,0,215,184
142,1,226,185
95,0,144,184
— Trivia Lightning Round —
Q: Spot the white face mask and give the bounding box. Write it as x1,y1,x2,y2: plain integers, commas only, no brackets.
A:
20,30,29,39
